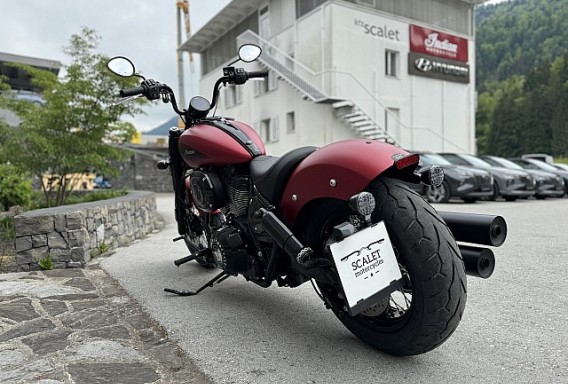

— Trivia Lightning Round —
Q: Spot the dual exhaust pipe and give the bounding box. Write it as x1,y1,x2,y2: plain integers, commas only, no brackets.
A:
438,211,507,279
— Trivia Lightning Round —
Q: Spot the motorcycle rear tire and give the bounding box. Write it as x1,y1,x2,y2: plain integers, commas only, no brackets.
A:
308,178,467,356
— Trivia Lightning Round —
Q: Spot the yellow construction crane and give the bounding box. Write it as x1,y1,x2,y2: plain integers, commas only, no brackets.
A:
176,0,193,123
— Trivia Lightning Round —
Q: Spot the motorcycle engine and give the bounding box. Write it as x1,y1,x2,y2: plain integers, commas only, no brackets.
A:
189,168,253,274
189,171,225,212
211,223,249,273
222,170,250,217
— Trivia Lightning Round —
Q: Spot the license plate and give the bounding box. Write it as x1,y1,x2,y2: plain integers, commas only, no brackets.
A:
329,222,403,316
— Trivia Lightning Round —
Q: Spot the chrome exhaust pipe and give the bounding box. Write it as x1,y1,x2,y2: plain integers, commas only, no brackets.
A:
459,245,495,279
439,211,507,247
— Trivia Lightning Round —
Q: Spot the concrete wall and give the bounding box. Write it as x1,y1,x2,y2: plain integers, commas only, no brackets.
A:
7,191,163,273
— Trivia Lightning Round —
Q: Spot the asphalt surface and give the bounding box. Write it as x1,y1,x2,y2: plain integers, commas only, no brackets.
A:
97,194,568,384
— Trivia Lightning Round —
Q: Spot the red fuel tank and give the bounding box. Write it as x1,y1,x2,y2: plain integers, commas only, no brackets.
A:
178,120,266,168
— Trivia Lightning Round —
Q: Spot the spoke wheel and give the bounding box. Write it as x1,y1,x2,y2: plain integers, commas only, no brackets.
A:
183,204,216,269
306,178,467,356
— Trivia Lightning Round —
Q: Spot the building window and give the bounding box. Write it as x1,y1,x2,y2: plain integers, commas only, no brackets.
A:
296,0,327,19
256,117,279,143
385,50,399,78
254,70,278,96
224,84,242,108
286,111,295,134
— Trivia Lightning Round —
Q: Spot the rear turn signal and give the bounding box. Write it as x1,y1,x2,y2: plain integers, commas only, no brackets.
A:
348,192,376,216
420,165,444,187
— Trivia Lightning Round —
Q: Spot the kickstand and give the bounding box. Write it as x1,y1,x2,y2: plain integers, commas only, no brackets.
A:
164,271,232,296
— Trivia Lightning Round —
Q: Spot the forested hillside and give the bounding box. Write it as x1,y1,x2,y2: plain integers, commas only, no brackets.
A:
475,0,568,157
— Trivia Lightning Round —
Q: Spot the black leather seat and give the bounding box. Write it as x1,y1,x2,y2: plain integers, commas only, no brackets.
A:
250,146,318,204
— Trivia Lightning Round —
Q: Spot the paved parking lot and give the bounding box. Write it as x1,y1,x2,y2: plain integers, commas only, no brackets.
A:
97,194,568,384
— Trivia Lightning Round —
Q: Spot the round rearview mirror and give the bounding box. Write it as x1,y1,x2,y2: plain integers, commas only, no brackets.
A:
238,44,262,63
107,57,136,77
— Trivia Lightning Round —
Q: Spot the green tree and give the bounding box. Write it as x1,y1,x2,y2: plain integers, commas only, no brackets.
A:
0,27,147,207
549,56,568,156
487,76,525,156
475,92,495,154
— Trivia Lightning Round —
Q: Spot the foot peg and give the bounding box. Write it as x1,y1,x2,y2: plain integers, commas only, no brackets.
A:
164,272,232,297
173,248,212,267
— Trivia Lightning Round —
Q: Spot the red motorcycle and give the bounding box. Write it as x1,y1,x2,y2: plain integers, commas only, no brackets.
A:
107,44,507,356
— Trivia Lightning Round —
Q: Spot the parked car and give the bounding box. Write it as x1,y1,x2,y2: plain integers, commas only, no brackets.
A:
407,152,493,203
509,158,567,196
94,175,112,189
522,153,554,164
553,163,568,171
439,153,535,201
481,155,564,199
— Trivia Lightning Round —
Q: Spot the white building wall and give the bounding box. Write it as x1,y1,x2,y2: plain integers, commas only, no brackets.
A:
196,0,476,155
319,2,473,153
199,59,356,157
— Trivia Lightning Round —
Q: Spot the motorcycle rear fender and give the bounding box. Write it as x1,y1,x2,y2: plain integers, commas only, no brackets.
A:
279,139,413,225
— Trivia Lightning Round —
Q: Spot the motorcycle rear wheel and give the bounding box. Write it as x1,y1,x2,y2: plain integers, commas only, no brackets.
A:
307,178,467,356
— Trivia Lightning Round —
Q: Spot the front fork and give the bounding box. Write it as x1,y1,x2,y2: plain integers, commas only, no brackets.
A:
156,126,186,235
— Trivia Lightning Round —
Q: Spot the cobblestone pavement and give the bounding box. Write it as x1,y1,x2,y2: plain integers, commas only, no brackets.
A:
0,263,212,384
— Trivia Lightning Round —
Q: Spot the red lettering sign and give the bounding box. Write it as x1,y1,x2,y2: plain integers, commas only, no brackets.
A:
410,25,468,63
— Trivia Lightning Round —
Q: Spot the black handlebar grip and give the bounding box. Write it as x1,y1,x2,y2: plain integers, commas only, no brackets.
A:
119,86,145,97
247,71,269,79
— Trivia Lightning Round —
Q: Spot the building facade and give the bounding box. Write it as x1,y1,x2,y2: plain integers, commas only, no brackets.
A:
0,52,61,126
182,0,487,155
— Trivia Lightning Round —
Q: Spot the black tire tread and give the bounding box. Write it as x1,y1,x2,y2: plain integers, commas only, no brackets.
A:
318,178,467,355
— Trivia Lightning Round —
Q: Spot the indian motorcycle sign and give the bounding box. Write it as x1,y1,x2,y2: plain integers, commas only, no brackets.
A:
410,24,468,63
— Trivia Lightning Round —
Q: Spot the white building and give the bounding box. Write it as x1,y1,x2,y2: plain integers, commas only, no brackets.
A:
181,0,488,155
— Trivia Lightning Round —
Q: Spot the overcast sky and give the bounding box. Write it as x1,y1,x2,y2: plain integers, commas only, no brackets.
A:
0,0,231,132
0,0,506,132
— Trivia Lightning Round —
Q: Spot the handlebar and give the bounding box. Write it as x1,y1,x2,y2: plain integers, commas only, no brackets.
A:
116,66,268,123
247,70,269,79
119,86,145,97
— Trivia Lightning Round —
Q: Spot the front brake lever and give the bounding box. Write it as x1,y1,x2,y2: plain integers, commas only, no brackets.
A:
111,94,143,106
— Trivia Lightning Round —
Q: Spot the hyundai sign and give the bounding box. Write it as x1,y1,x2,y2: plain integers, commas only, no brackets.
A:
408,52,470,84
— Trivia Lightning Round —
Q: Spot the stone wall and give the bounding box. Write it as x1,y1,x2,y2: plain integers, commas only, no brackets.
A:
8,191,163,272
109,146,173,193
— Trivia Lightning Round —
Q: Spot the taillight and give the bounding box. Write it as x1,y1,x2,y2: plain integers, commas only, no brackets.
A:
394,154,420,170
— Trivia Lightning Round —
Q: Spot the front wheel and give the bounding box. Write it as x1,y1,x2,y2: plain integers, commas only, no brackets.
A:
307,178,467,356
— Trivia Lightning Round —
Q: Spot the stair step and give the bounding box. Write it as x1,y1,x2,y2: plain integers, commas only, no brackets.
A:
354,128,377,135
346,115,367,123
352,121,375,128
342,112,364,119
367,133,388,140
332,100,354,109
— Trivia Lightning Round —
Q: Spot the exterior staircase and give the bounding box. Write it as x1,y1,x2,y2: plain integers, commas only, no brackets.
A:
332,100,394,142
236,30,398,145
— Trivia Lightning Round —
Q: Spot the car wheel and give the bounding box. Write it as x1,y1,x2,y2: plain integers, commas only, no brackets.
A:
426,181,450,203
490,183,499,201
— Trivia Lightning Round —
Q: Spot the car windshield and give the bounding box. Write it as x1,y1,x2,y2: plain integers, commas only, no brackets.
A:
460,154,492,167
419,153,453,166
526,159,559,171
490,157,524,170
511,159,539,170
